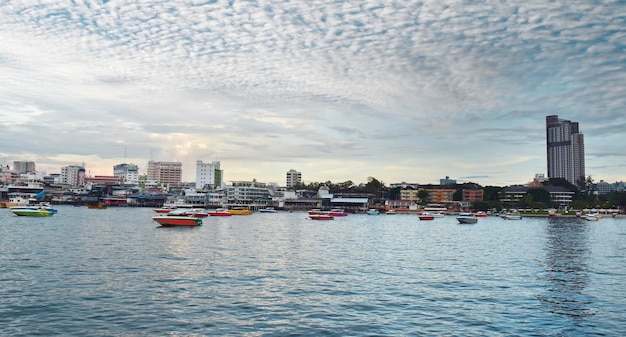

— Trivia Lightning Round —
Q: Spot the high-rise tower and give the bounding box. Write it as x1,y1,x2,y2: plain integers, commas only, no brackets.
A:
546,115,585,187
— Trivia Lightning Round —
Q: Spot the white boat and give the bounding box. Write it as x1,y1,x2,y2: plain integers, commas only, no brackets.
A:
456,213,478,224
503,212,522,220
259,207,278,213
367,209,380,215
585,212,601,221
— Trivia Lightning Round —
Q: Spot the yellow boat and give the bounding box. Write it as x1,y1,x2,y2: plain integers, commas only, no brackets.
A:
227,208,252,215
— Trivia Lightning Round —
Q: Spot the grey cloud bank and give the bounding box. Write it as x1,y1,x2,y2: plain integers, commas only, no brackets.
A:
1,0,624,186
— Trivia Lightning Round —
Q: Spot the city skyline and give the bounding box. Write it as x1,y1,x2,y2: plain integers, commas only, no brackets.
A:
1,1,625,186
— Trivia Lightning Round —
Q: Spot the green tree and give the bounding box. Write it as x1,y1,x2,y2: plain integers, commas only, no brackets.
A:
364,177,385,192
526,188,552,207
417,189,429,204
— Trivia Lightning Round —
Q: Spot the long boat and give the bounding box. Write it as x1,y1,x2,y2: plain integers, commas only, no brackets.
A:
152,216,202,227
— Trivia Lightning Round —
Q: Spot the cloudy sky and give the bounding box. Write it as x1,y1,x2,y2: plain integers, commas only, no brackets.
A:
1,0,625,186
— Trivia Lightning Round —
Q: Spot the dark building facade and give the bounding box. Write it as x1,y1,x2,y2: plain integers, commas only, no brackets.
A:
546,115,585,187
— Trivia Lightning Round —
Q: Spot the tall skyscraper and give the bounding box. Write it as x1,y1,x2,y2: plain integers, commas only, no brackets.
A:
286,169,302,188
546,115,585,187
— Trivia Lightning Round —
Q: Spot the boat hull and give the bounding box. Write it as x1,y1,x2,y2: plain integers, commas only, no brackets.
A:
419,216,435,220
152,216,202,227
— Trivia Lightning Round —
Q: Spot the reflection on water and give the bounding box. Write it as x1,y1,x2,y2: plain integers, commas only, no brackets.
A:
539,217,596,318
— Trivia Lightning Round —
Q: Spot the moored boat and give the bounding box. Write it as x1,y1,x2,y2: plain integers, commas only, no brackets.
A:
11,207,55,217
309,214,334,220
474,211,488,217
386,210,397,215
457,213,478,224
153,207,171,214
585,212,601,221
152,216,202,227
328,209,348,217
259,207,278,213
367,209,380,215
227,208,253,215
208,208,232,216
418,212,435,220
503,212,522,220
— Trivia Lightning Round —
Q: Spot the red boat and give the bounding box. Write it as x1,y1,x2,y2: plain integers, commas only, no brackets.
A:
309,214,334,220
328,209,348,217
474,211,488,217
207,209,232,216
153,207,171,214
418,214,435,220
152,216,202,227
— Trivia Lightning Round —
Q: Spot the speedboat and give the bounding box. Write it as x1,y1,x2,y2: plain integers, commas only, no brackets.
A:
585,212,601,221
207,208,232,216
227,208,253,215
418,212,435,220
152,216,202,227
456,213,478,224
386,210,397,215
328,209,348,217
503,212,522,220
11,207,55,217
474,211,488,217
309,214,334,220
153,207,171,214
367,209,380,215
259,207,278,213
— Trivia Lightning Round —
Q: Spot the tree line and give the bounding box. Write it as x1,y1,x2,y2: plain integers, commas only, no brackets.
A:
292,176,626,210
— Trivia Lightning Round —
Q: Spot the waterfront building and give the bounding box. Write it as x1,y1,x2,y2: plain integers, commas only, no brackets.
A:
114,163,140,185
400,189,420,201
462,189,484,202
426,188,456,203
226,180,271,203
61,165,86,187
286,169,301,188
147,161,182,185
196,160,223,189
546,115,585,188
13,161,36,173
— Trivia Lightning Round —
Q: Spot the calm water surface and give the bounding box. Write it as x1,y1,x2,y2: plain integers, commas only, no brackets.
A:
1,207,625,336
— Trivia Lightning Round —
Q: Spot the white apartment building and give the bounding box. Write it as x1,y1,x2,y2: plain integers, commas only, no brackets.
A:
61,165,86,187
286,169,301,188
196,160,223,189
114,163,140,185
226,180,271,202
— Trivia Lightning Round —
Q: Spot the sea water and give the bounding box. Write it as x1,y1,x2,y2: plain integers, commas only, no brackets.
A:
1,206,625,336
